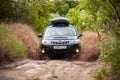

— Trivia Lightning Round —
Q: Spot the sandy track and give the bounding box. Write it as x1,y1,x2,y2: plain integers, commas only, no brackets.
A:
0,59,98,80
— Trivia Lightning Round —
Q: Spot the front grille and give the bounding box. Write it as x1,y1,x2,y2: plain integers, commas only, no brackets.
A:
51,40,70,45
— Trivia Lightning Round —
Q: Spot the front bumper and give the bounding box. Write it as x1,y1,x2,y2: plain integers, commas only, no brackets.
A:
41,44,80,54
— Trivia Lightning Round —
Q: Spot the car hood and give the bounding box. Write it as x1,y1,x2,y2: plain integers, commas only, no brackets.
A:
43,36,78,40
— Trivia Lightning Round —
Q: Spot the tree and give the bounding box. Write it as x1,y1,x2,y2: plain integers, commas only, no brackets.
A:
0,0,54,33
52,0,78,16
0,0,14,21
67,0,120,37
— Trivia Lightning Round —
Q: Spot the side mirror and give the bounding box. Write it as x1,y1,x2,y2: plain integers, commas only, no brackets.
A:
38,34,42,38
78,33,82,38
79,33,82,37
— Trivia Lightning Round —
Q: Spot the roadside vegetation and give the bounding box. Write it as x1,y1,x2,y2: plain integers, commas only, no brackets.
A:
66,0,120,80
0,23,27,65
9,23,40,60
94,66,108,80
80,31,100,61
99,36,120,80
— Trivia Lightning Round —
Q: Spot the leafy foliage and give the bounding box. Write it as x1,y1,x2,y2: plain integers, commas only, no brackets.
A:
0,0,53,33
66,0,120,78
52,0,78,16
100,36,120,72
0,0,14,21
66,0,113,32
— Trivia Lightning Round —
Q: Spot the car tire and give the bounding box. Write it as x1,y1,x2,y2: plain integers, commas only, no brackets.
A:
40,54,50,60
67,54,73,61
72,54,80,60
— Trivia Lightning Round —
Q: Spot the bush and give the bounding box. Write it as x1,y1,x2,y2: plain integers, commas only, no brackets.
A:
99,36,120,79
95,66,108,80
0,23,27,64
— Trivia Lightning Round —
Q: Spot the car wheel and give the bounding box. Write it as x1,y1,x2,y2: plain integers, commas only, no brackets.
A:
72,54,80,60
67,54,73,61
40,54,50,60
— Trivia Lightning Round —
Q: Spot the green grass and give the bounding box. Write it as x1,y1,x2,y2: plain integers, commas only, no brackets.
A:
0,23,27,64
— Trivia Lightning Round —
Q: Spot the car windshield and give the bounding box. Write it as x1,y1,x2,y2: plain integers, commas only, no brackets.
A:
44,26,77,37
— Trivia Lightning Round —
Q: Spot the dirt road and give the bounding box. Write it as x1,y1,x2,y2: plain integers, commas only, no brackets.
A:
0,59,99,80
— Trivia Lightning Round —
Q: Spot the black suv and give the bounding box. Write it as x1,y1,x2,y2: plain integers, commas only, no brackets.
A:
38,17,82,57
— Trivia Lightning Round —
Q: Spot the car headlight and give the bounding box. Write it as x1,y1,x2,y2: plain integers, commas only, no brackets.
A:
42,40,51,45
70,39,80,44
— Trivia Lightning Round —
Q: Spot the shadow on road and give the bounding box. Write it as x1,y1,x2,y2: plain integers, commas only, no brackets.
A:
50,54,67,60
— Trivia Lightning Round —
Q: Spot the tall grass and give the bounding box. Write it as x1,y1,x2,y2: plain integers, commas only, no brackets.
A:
80,31,101,61
0,23,27,64
9,23,40,59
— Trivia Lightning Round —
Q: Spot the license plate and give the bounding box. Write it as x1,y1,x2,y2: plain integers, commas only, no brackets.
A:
53,46,67,49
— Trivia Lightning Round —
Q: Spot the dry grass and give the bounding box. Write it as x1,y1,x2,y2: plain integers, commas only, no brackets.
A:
0,23,27,65
9,23,40,59
80,31,101,61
